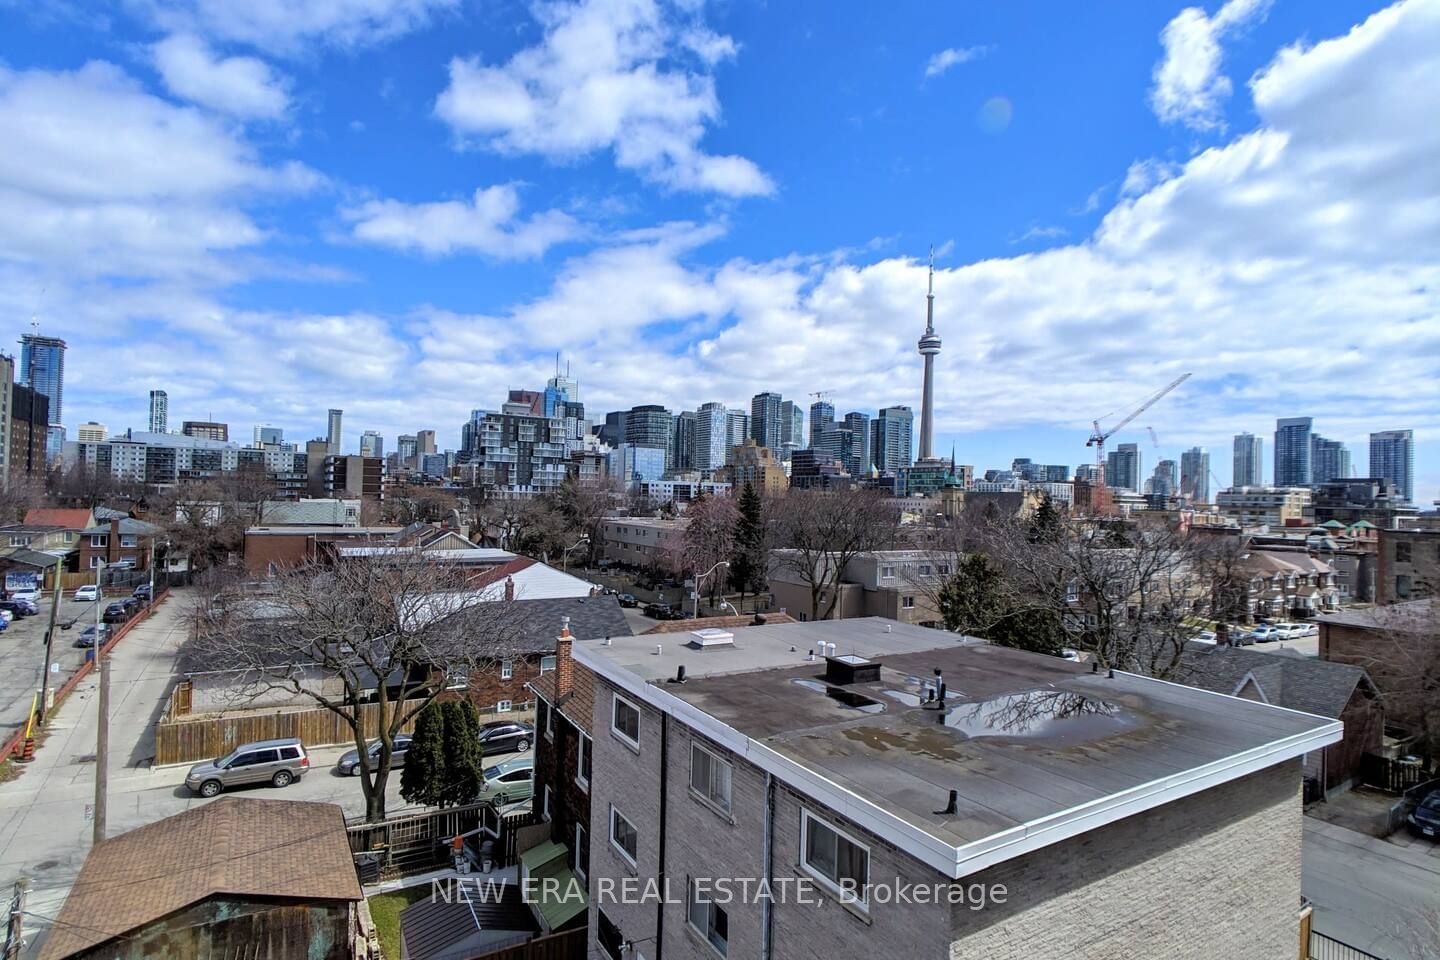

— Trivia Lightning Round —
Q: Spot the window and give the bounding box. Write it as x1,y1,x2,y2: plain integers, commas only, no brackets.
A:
1065,579,1081,602
1396,541,1413,563
497,699,513,713
540,655,558,674
577,734,591,791
612,694,640,749
880,565,895,579
609,805,637,865
800,812,870,906
542,784,552,821
902,596,915,609
918,564,932,576
444,669,469,691
63,532,74,543
597,909,624,960
544,701,555,740
687,878,730,956
500,660,514,680
937,563,951,576
690,744,732,814
1396,575,1413,599
8,536,28,547
89,557,102,570
120,534,137,548
90,534,108,548
574,822,589,883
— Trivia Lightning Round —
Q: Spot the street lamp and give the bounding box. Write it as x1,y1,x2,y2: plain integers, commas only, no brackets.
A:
561,536,590,571
693,561,729,619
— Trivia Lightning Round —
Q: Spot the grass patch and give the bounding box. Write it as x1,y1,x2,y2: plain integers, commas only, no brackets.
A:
368,886,430,960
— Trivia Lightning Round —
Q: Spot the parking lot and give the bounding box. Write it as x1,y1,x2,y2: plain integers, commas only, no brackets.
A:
0,591,143,742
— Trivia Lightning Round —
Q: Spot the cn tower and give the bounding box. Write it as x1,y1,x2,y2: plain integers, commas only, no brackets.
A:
917,249,941,461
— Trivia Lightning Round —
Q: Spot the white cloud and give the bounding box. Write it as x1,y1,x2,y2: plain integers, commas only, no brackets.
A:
152,33,289,118
1150,0,1272,131
923,45,987,79
434,0,773,197
343,185,584,258
1119,158,1179,197
135,0,459,55
1011,224,1068,244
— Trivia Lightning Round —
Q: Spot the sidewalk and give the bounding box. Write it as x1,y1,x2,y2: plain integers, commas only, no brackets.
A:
0,590,192,958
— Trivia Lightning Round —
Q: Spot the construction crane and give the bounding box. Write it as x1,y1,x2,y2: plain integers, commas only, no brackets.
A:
809,390,835,404
1086,373,1192,483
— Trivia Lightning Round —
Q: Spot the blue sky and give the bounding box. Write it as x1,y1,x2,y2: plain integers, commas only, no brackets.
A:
2,0,1437,497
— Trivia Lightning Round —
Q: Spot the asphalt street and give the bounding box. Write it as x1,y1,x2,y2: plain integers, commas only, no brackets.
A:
0,594,118,743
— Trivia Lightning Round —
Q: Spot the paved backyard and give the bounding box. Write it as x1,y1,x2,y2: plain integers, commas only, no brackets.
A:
0,595,119,743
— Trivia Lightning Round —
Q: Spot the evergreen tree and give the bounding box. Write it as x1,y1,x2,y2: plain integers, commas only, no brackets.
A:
440,700,486,807
400,702,447,807
729,482,767,607
938,553,1065,656
1028,493,1062,544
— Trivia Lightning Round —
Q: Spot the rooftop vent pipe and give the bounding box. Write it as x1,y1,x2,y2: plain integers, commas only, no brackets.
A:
934,790,958,816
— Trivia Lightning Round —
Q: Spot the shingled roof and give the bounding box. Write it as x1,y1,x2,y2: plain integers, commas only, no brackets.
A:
1175,641,1379,718
40,798,361,960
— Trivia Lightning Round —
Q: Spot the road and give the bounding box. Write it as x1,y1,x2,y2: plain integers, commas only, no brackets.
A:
0,594,118,743
1303,817,1440,958
0,589,531,959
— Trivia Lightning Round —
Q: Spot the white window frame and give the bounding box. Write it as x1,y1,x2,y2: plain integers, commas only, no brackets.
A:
799,811,870,909
689,743,732,815
542,784,552,821
500,660,514,680
88,556,102,570
611,694,640,750
880,565,895,579
574,821,588,884
687,877,730,957
540,655,558,674
609,805,637,866
90,534,107,548
576,733,591,792
901,596,915,609
120,534,138,548
496,699,513,713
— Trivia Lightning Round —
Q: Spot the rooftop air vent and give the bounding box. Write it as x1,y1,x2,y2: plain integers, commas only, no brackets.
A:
688,628,735,649
824,654,882,685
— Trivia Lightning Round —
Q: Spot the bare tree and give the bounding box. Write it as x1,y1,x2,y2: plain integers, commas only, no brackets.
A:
188,553,526,821
1346,602,1440,765
770,488,899,620
384,484,461,525
0,472,48,525
656,494,739,605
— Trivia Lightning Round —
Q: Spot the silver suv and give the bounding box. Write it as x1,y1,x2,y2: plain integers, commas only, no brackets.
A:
185,738,310,797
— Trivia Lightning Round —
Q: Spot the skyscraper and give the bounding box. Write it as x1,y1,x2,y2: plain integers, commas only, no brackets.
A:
1233,433,1263,488
148,390,168,433
843,412,871,474
750,392,783,451
327,408,343,455
870,406,914,472
1310,435,1351,485
360,430,383,458
1180,446,1210,503
624,405,674,468
808,400,834,448
254,424,284,447
725,410,750,465
917,251,942,461
1149,460,1178,498
671,411,697,472
1105,442,1142,492
417,429,437,455
1274,417,1313,487
694,403,728,471
779,400,804,461
1369,429,1415,502
20,332,66,463
397,434,418,467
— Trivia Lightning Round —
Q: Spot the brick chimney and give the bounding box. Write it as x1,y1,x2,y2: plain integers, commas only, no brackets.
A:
109,518,121,564
556,616,574,700
504,576,515,602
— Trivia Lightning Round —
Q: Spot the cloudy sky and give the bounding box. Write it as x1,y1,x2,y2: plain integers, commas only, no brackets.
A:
2,0,1437,496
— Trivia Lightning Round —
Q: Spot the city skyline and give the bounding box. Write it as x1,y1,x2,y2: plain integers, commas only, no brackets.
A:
3,1,1437,498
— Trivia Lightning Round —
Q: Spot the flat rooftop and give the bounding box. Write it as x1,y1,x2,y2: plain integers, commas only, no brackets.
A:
575,618,1340,879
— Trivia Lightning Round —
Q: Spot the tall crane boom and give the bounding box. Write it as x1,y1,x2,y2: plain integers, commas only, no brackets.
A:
1086,373,1192,477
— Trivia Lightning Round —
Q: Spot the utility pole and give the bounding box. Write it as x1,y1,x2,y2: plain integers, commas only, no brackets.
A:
93,654,109,845
36,568,62,723
5,877,26,960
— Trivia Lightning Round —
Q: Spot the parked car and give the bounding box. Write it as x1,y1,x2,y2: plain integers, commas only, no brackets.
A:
479,721,533,755
1251,624,1281,642
102,602,132,625
1227,626,1257,645
476,757,534,805
72,624,109,648
73,585,102,602
10,587,40,604
133,583,153,601
1192,630,1217,644
0,610,13,625
337,736,412,776
112,558,137,570
1274,622,1310,640
121,597,141,617
0,600,34,619
643,602,683,620
1407,788,1440,840
1295,622,1319,637
618,593,639,608
185,738,310,798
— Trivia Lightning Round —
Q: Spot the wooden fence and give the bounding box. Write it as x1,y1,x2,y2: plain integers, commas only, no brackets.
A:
348,803,539,880
153,697,430,766
477,928,585,960
1359,753,1432,794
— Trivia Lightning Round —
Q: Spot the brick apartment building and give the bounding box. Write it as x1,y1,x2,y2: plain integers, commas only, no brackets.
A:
768,549,948,625
76,516,163,571
598,517,688,569
1376,527,1440,602
572,618,1338,959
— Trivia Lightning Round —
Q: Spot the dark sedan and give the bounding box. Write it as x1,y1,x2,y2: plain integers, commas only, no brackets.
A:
72,624,110,648
618,593,639,608
101,602,132,625
479,721,533,755
337,736,412,776
0,600,35,618
1408,789,1440,840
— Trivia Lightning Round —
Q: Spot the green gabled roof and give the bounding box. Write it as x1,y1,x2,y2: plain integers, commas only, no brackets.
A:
1321,520,1346,529
520,841,587,932
1350,520,1377,529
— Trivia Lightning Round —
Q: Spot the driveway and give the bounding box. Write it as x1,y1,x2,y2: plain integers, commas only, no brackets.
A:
0,595,119,743
1303,816,1440,958
0,589,532,958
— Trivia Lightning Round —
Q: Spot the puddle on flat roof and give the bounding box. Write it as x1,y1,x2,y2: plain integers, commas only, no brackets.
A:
940,689,1140,741
882,689,924,707
791,678,886,713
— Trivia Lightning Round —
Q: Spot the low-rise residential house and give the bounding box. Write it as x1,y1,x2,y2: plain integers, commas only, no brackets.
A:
575,618,1338,960
1175,640,1382,796
598,517,689,568
1238,548,1340,619
39,798,363,960
77,517,164,571
243,525,405,574
768,548,949,625
3,507,94,552
1376,527,1440,603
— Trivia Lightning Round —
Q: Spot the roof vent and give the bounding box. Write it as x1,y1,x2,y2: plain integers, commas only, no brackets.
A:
825,654,882,685
688,628,735,649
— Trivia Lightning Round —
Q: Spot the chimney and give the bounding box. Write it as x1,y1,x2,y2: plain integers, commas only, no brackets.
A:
556,616,574,700
504,576,515,602
109,517,121,564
